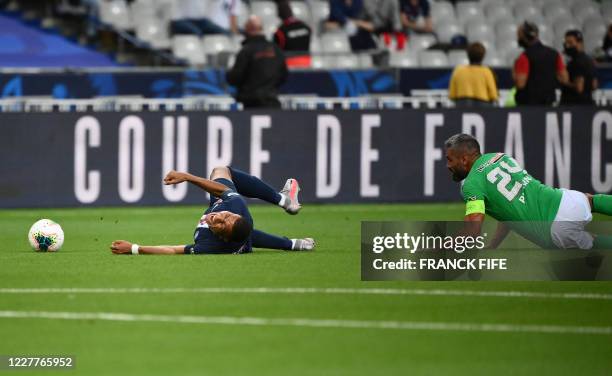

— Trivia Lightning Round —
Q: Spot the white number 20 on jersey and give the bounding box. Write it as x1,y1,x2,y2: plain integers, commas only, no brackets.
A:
486,158,524,201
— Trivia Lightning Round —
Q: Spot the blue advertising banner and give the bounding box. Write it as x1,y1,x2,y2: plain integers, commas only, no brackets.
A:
1,108,610,208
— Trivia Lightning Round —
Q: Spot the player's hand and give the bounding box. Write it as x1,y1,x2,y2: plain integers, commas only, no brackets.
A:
110,240,132,254
163,170,188,185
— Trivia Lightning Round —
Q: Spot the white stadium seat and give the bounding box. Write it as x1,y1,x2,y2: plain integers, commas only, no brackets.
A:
389,51,418,68
496,21,518,40
202,35,236,54
486,6,513,24
321,32,351,53
435,23,463,44
543,7,570,23
448,50,469,66
135,18,170,49
431,1,455,22
484,52,505,67
334,55,360,69
418,50,449,67
456,2,484,24
409,34,437,50
290,1,311,22
99,0,132,30
172,35,206,65
251,1,277,19
310,0,330,23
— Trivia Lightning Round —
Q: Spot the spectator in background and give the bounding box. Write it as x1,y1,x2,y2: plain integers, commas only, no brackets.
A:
400,0,433,34
274,0,311,67
448,42,498,107
602,24,612,62
363,0,405,49
226,15,288,108
513,21,568,106
560,30,597,105
325,0,377,51
170,0,240,36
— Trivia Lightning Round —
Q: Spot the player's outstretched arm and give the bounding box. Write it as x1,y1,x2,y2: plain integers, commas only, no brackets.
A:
110,240,185,255
163,170,229,197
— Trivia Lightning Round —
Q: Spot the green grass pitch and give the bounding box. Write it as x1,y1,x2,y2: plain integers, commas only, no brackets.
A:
0,203,611,375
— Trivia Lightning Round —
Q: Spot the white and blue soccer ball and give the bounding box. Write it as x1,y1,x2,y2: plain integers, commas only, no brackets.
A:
28,219,64,252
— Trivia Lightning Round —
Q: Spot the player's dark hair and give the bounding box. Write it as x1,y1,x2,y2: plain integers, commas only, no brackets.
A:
444,134,481,155
467,42,485,64
230,216,252,243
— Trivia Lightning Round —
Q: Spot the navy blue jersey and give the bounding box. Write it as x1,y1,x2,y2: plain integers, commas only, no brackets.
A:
184,179,253,254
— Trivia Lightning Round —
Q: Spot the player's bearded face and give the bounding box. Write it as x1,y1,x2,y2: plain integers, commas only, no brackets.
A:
446,148,469,182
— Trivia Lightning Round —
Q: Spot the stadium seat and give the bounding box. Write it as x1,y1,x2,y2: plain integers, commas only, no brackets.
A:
334,55,360,69
135,19,171,49
388,51,418,68
574,5,600,25
310,55,333,69
484,52,505,67
435,22,463,44
310,36,321,52
172,35,206,65
430,1,455,22
418,50,449,67
514,4,543,23
467,29,495,49
583,22,607,39
321,32,351,53
130,0,156,20
486,6,513,24
448,50,469,66
543,6,570,23
309,0,330,24
467,23,493,40
290,1,311,22
251,1,277,19
358,54,374,68
99,0,132,30
496,21,518,41
456,2,484,25
408,34,437,50
202,35,236,55
584,31,604,54
237,2,251,30
502,46,523,65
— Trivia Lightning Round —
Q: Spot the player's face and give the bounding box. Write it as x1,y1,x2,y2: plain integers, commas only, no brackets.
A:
205,211,242,241
445,148,469,182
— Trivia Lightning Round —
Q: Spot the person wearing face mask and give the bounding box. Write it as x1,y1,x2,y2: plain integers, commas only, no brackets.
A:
560,30,597,105
512,21,568,106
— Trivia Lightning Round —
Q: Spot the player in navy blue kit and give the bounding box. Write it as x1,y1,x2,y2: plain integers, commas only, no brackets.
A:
110,166,314,255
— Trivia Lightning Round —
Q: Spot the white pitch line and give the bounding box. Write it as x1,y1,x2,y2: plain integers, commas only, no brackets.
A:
0,310,609,335
0,287,612,301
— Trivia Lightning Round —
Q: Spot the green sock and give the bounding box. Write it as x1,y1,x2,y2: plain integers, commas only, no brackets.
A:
593,235,612,250
593,194,612,216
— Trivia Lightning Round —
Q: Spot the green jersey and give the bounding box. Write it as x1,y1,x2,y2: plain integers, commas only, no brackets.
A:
461,153,563,248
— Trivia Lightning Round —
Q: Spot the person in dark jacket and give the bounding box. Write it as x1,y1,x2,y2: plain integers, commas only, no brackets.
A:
226,15,288,108
560,29,597,105
273,0,312,67
512,21,568,106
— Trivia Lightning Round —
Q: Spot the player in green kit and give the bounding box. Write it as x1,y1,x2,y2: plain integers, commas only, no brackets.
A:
444,133,612,249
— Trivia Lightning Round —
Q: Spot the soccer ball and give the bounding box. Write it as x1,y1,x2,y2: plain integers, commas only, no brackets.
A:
28,219,64,252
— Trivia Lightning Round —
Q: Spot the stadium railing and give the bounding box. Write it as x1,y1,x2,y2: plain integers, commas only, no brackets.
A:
1,91,612,113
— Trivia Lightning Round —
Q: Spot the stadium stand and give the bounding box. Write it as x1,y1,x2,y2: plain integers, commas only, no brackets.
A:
2,0,612,107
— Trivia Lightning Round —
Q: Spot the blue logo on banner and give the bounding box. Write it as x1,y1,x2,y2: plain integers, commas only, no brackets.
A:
329,71,396,97
1,76,22,97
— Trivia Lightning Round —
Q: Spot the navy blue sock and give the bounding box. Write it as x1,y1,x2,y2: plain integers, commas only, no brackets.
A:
228,167,282,205
252,229,292,250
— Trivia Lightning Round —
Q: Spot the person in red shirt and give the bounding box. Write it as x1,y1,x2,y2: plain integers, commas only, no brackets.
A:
512,21,568,105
